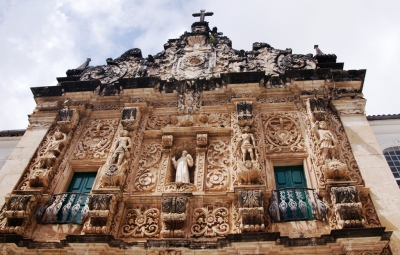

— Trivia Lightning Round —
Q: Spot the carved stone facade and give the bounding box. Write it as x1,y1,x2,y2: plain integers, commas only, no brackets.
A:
0,10,395,255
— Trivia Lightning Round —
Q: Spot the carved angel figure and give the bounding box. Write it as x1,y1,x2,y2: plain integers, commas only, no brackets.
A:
111,130,132,166
312,121,338,161
172,150,193,183
40,130,67,169
237,126,256,162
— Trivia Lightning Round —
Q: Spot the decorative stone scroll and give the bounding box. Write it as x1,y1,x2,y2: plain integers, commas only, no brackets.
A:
73,119,119,159
134,143,163,191
238,190,265,232
121,107,140,131
330,186,365,229
262,112,305,153
29,129,67,188
120,205,160,238
206,140,230,191
161,197,188,237
191,204,229,237
0,195,36,235
83,194,116,234
100,129,132,188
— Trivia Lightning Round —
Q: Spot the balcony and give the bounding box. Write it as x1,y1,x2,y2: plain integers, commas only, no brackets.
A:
36,192,89,224
268,188,327,222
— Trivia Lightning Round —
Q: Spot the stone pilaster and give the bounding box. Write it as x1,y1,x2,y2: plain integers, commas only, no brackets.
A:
331,98,400,254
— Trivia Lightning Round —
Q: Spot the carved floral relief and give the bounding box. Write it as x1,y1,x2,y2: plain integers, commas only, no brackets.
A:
120,205,160,238
191,204,229,237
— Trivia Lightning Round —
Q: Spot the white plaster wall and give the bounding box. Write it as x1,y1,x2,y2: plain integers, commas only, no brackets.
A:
0,137,22,170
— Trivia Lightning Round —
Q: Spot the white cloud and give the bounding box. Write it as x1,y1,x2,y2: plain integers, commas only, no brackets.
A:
1,0,399,129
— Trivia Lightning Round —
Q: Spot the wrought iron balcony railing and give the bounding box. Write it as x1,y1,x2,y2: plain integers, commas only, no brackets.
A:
268,188,327,222
36,192,89,224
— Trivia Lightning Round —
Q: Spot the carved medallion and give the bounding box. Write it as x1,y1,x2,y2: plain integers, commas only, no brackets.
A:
262,112,305,153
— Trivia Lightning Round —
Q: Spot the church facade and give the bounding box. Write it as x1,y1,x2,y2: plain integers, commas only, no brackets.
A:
0,11,399,254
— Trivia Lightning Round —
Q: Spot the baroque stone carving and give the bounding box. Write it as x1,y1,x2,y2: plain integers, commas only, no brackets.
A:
161,197,188,237
237,160,262,185
262,112,305,153
100,130,132,188
83,194,116,234
331,186,365,229
146,113,230,130
300,107,364,187
177,81,201,114
206,140,230,191
134,143,162,191
74,119,119,159
322,159,349,182
197,134,208,147
238,190,264,232
191,204,229,237
162,135,173,149
120,206,160,237
29,129,67,188
0,195,36,235
237,126,257,163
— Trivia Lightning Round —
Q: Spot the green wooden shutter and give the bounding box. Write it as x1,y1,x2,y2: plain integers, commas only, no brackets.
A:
273,166,313,220
58,172,97,223
274,165,307,189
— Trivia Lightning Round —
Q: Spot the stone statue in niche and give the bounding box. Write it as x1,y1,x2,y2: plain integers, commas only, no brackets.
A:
39,130,67,169
312,120,338,161
172,150,194,183
101,130,132,187
238,126,257,162
30,130,67,187
111,130,132,166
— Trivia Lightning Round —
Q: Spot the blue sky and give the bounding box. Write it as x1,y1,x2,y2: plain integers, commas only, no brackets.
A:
1,0,400,130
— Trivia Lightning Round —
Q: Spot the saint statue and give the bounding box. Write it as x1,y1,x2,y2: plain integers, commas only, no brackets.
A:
40,130,67,169
111,130,132,166
172,150,194,183
238,126,256,162
312,121,338,160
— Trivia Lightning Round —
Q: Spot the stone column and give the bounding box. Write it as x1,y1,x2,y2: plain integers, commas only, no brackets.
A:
156,135,173,193
331,99,400,253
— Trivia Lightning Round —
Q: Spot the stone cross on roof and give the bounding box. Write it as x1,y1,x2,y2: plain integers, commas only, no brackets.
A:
192,9,213,22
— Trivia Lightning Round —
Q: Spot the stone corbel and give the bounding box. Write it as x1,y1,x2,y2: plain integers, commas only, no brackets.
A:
0,195,36,235
161,196,188,237
57,105,80,133
235,101,254,127
121,107,141,131
330,98,366,115
330,186,365,229
82,194,116,234
306,97,326,122
238,190,265,232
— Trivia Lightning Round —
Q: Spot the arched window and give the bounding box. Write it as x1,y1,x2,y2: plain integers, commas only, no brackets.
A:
383,146,400,188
